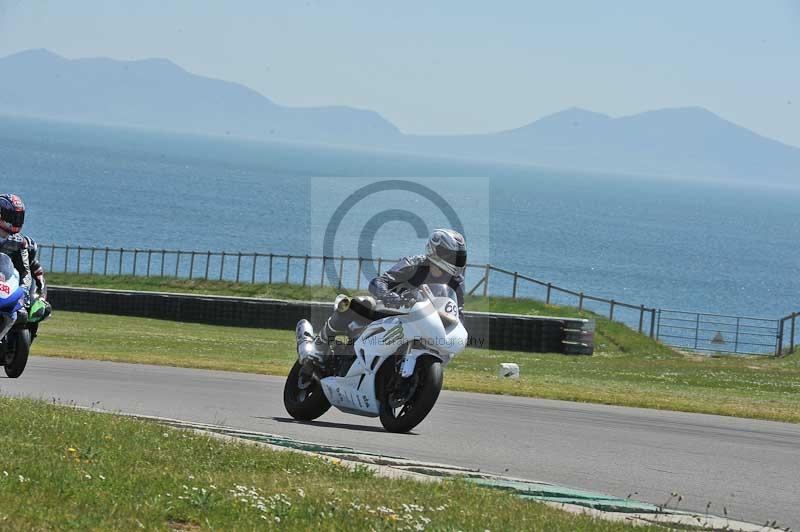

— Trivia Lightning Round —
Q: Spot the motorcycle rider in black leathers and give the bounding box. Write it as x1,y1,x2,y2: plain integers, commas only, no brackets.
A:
309,228,467,360
0,195,51,332
0,195,33,309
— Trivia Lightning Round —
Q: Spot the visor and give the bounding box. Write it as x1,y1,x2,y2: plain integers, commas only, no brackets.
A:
433,244,467,268
1,208,24,229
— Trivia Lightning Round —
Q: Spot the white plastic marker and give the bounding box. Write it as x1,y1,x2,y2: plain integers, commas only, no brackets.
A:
499,363,520,379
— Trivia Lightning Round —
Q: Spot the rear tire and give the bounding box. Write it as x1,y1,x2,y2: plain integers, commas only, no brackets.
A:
283,361,331,421
4,329,31,379
378,357,443,433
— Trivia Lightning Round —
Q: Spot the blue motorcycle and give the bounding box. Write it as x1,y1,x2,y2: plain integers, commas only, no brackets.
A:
0,253,31,378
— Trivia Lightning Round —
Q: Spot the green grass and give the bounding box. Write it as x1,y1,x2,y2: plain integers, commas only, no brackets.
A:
48,273,345,301
33,311,800,424
49,273,664,358
0,396,639,530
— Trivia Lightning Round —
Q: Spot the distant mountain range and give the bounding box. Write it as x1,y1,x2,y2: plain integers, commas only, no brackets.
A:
2,48,798,182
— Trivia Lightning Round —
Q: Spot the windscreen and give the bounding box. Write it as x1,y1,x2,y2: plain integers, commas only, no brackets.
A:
0,254,16,283
424,283,459,322
426,283,458,302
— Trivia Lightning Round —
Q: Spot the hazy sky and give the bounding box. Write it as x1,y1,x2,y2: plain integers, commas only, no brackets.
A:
1,1,798,146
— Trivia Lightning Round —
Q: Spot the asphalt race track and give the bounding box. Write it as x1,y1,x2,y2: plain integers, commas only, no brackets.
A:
2,357,799,528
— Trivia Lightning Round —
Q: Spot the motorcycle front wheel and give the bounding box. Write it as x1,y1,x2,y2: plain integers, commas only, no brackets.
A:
283,361,331,421
378,357,443,433
4,328,31,379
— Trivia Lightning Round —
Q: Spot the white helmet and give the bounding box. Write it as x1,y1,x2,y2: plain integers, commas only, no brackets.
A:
426,228,467,276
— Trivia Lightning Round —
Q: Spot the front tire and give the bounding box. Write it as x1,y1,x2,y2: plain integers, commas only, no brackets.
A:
378,357,443,433
4,329,31,379
283,361,331,421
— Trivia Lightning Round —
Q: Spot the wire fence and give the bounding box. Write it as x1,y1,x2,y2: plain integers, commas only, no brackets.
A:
38,243,795,356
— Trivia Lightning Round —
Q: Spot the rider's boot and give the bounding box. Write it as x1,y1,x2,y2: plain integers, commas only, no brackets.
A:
296,318,343,365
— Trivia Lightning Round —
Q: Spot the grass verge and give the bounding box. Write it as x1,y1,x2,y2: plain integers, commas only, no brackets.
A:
48,273,668,358
0,396,641,530
33,311,800,423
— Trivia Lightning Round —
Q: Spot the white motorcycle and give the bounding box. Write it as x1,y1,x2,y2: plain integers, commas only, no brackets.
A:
284,284,467,433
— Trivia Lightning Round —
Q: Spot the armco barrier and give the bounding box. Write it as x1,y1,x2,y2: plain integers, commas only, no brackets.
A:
48,286,594,355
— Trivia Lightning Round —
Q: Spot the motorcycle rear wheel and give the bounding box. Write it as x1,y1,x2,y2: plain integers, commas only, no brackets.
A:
283,361,331,421
378,357,443,433
4,329,31,379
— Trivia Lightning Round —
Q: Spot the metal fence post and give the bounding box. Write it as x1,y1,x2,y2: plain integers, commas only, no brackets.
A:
64,244,70,273
791,312,797,354
652,309,658,339
482,264,491,297
118,247,123,275
512,272,518,299
609,300,615,320
175,251,180,278
76,246,82,274
49,244,56,273
578,292,584,312
160,250,166,277
132,249,138,276
236,252,242,283
694,314,701,349
638,305,644,333
219,251,225,280
356,258,363,290
268,254,274,284
90,247,96,275
734,317,741,353
546,283,552,305
302,255,309,286
146,250,152,277
337,256,344,289
103,247,109,275
204,251,211,279
189,251,196,280
251,253,258,284
776,319,785,356
320,256,326,287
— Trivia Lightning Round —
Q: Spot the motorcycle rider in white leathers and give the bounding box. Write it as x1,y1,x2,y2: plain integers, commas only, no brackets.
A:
311,228,467,360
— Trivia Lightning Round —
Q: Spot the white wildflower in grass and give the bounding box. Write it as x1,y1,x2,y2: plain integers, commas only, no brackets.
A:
99,475,106,481
17,475,25,483
84,474,92,480
296,488,305,498
2,471,8,477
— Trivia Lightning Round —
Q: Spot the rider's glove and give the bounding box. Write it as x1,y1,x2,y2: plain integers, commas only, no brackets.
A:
400,288,423,306
381,293,404,309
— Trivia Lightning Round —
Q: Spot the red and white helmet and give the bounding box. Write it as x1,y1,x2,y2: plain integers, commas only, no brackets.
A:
425,228,467,276
0,194,25,235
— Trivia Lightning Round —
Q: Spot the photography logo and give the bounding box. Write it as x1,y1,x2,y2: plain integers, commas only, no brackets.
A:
319,179,467,286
